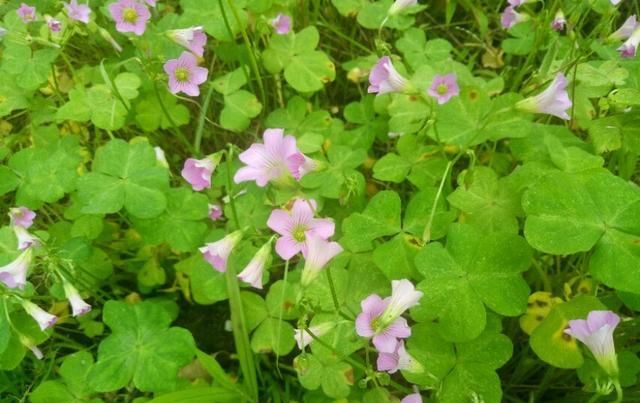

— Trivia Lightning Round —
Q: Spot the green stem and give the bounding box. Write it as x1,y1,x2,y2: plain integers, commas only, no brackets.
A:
613,379,623,403
325,266,341,313
422,156,456,243
275,259,290,377
226,0,266,108
194,83,215,156
225,146,242,229
223,150,257,402
152,81,194,153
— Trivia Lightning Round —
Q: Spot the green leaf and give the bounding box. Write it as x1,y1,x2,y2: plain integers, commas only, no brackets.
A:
341,190,402,252
134,188,209,252
396,28,453,70
294,354,353,399
135,90,190,132
0,166,19,196
77,139,169,218
372,153,412,183
1,42,58,91
213,68,247,95
220,90,262,132
89,300,196,393
180,0,247,41
284,51,336,93
523,170,640,292
447,167,521,233
250,318,295,355
148,387,240,403
530,296,605,368
0,75,29,118
413,224,532,342
56,88,91,123
176,254,228,305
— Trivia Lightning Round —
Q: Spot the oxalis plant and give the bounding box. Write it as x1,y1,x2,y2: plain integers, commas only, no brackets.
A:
0,0,639,401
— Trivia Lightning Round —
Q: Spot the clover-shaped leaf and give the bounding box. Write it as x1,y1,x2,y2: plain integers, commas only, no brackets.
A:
413,224,532,342
89,300,196,393
523,170,640,293
77,139,169,219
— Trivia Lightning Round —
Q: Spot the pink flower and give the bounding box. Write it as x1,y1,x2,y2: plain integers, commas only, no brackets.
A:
427,73,459,105
501,6,529,29
377,341,422,374
516,73,572,120
271,13,291,35
199,231,243,273
618,27,640,58
0,248,32,289
355,294,411,353
234,129,309,187
267,199,335,260
237,243,271,289
46,16,62,32
164,51,208,96
17,3,36,23
65,0,91,24
610,15,638,41
508,0,537,6
368,56,409,95
13,226,39,251
565,310,620,376
401,393,423,403
167,26,207,57
181,154,219,191
286,152,317,180
22,300,57,331
294,322,334,349
9,207,36,229
551,10,566,31
388,0,418,15
64,283,92,317
300,235,343,287
208,204,223,221
108,0,150,36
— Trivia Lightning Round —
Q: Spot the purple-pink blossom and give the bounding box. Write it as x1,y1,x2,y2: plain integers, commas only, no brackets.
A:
9,207,35,229
565,310,620,376
427,73,459,105
13,226,39,251
618,27,640,58
181,155,218,191
300,234,343,286
377,340,420,374
368,56,409,95
208,204,223,221
271,14,291,35
294,322,334,350
108,0,151,36
164,51,208,96
17,3,36,23
508,0,536,6
237,242,271,289
401,393,423,403
46,16,62,32
551,10,566,31
168,27,207,57
65,0,91,24
388,0,418,15
199,231,243,273
516,73,572,120
234,129,310,187
0,248,32,289
355,294,411,353
610,15,638,41
267,199,335,260
22,300,57,331
145,0,156,6
64,282,92,317
501,6,529,29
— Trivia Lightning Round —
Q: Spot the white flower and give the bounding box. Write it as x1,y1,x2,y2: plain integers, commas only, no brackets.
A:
22,300,57,331
300,235,343,287
294,322,334,349
64,282,92,317
13,226,39,250
388,0,418,15
199,231,243,273
237,243,271,289
0,248,33,289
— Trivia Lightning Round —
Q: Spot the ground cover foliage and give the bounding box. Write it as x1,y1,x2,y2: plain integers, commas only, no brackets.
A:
0,0,640,402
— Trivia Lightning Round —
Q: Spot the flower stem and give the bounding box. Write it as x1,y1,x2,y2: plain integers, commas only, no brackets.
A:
225,146,241,229
325,266,341,313
194,83,215,156
275,259,290,377
613,379,623,403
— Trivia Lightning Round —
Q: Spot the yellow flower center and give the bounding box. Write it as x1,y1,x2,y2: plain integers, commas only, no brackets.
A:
436,83,449,95
292,226,307,242
175,67,190,82
123,8,138,23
